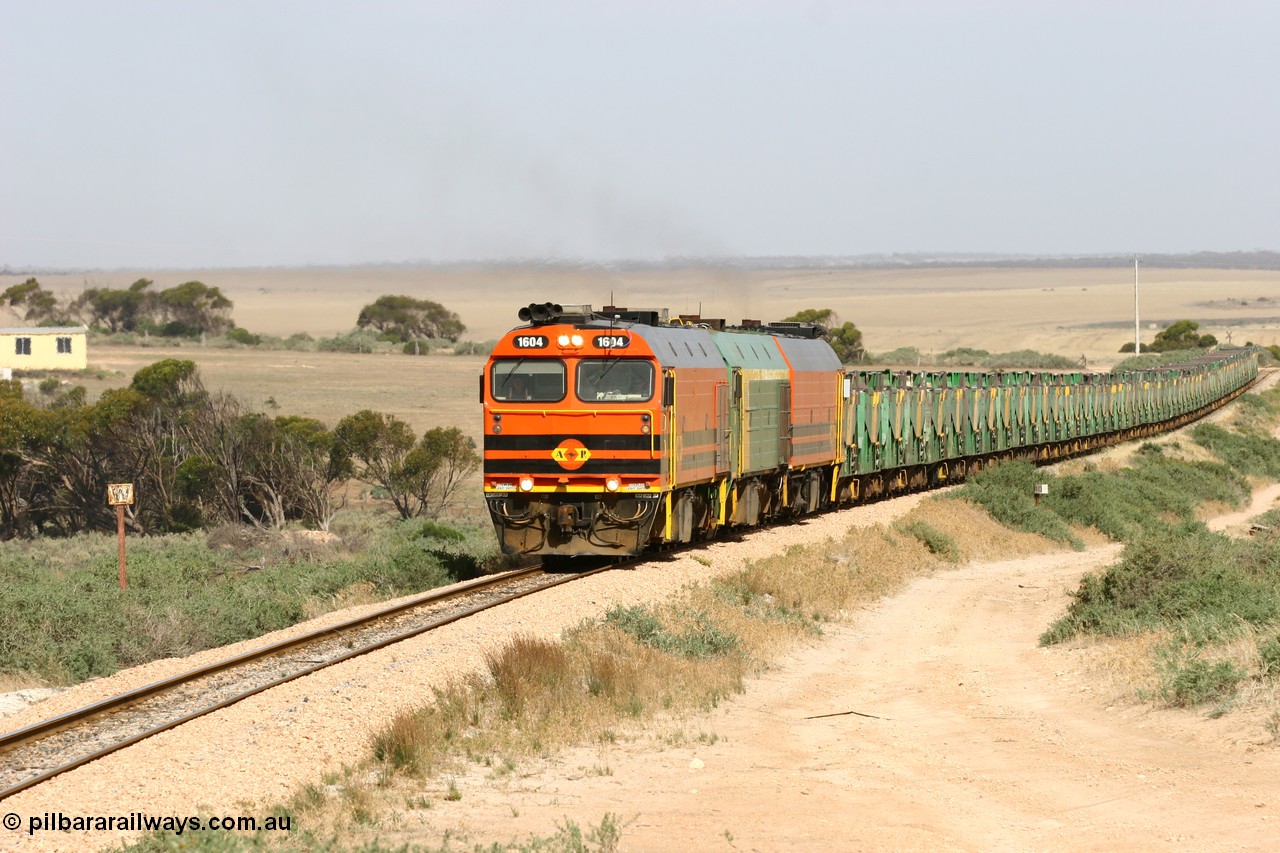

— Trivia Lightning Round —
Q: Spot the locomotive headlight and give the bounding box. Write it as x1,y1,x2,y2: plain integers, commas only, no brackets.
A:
605,476,620,492
492,423,502,434
557,334,571,346
570,334,584,346
641,423,651,434
519,476,535,492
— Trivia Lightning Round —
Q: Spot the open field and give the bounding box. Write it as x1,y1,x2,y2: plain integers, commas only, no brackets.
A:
17,263,1280,519
12,264,1280,368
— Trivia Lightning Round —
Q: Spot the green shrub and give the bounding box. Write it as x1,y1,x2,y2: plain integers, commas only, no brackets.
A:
1232,390,1280,436
225,327,261,346
981,349,1080,369
1251,507,1280,529
1113,348,1212,371
605,605,667,647
1045,457,1249,541
411,519,467,542
1158,657,1245,708
1042,524,1280,645
605,605,738,658
960,453,1249,546
282,332,314,350
452,340,497,356
1191,423,1280,478
863,346,922,366
862,347,1077,369
316,331,384,353
952,462,1080,546
897,520,960,561
1258,635,1280,678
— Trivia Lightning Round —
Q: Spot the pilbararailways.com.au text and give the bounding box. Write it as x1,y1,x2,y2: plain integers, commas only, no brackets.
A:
4,811,292,836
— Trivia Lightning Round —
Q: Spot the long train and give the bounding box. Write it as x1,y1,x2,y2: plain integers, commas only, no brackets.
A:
481,302,1258,557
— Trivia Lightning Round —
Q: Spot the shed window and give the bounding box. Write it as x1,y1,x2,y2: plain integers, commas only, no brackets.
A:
56,337,72,354
14,337,30,356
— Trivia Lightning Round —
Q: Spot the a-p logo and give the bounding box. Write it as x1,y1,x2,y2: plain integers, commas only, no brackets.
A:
551,439,591,470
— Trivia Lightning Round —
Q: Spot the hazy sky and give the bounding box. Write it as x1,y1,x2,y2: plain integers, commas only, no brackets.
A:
3,1,1277,269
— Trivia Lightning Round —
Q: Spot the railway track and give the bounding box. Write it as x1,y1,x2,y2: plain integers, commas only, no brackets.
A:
0,563,611,801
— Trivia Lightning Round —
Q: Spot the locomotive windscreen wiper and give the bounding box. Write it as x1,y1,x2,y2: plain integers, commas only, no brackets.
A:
588,357,620,388
499,357,527,393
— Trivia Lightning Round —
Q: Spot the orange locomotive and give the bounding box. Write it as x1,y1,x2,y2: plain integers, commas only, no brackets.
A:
481,302,843,557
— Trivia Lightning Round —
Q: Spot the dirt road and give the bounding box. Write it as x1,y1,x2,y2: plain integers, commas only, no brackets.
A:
411,544,1278,852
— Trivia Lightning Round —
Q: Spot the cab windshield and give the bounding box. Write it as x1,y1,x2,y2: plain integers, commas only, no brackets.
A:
577,359,654,402
491,359,566,402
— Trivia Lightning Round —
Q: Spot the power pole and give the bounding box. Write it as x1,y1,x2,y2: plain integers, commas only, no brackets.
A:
1134,255,1140,353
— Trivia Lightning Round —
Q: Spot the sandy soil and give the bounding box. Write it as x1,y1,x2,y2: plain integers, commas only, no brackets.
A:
395,543,1277,853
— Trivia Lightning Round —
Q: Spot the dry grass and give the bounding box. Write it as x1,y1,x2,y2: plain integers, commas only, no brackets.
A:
262,526,952,842
898,497,1067,563
110,498,1087,848
0,672,52,693
1196,499,1238,522
76,344,488,442
1076,620,1280,720
287,505,1074,847
1074,629,1173,700
301,581,381,621
366,499,1064,783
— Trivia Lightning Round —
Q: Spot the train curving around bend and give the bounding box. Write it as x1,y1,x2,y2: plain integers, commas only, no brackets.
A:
481,302,1258,558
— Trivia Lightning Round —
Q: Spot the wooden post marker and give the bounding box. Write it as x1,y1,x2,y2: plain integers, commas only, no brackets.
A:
107,483,134,589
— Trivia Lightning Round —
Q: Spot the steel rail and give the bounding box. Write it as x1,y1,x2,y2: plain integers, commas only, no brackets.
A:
0,562,612,801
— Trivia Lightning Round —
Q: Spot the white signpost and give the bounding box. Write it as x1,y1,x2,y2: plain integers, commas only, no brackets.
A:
107,484,134,589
